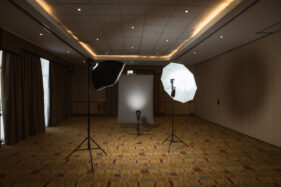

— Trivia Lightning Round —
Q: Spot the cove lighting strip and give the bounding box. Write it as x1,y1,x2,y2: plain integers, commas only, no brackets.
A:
33,0,237,61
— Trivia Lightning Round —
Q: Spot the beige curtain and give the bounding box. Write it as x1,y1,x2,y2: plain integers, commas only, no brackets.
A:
49,62,72,126
1,51,45,145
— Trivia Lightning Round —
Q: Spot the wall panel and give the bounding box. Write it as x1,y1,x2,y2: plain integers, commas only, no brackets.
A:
194,31,281,147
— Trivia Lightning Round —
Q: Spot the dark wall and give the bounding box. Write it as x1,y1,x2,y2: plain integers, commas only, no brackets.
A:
0,28,72,69
194,31,281,147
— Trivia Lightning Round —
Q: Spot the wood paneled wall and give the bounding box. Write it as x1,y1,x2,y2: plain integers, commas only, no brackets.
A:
194,31,281,147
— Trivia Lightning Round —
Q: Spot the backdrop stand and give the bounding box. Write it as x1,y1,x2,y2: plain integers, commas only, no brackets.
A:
162,80,189,153
65,62,107,172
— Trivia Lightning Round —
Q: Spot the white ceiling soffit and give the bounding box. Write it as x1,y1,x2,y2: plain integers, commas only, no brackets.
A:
23,0,247,62
177,0,281,65
0,0,87,65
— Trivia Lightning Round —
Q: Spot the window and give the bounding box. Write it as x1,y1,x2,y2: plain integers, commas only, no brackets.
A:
40,58,50,126
0,50,4,143
127,70,134,75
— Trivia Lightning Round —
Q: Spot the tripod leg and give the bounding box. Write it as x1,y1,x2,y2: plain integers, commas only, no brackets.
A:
65,137,88,160
162,135,171,144
168,138,173,153
90,137,107,155
174,134,189,147
88,141,94,173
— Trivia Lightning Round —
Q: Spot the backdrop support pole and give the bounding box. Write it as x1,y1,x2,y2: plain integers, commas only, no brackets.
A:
65,62,107,173
128,111,151,137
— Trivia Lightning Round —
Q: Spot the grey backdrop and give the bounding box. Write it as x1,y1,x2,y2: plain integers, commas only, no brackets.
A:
118,75,154,125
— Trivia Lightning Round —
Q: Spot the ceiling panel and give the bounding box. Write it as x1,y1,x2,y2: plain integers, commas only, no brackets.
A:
178,0,211,6
67,24,101,32
146,6,175,16
122,16,145,24
123,31,143,38
144,16,170,25
119,0,179,5
62,15,98,25
52,4,96,16
172,6,203,17
74,30,102,38
143,25,166,32
120,5,147,16
28,0,227,56
6,0,280,66
167,17,193,26
92,4,120,15
100,24,123,32
97,16,121,24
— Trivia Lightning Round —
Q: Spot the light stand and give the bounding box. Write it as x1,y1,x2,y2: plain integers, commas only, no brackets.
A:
129,110,150,136
162,79,189,153
65,60,107,172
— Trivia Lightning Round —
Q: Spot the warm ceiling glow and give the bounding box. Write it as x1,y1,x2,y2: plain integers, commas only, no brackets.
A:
96,38,99,41
79,41,97,56
33,0,237,61
192,0,233,37
39,33,43,36
220,35,224,39
34,0,53,15
167,0,234,58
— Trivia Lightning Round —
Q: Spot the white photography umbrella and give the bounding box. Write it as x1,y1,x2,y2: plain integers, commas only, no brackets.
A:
161,62,197,103
160,62,197,152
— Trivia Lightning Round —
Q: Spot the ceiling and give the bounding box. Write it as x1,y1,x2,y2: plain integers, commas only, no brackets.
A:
0,0,280,66
0,0,86,64
39,0,226,56
177,0,281,65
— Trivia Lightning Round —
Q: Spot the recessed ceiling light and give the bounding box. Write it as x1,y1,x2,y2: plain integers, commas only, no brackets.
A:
193,51,197,55
77,8,82,12
131,26,135,29
96,38,99,41
82,60,86,63
131,46,134,49
67,50,70,54
185,10,189,13
166,39,169,42
39,33,43,36
220,35,224,39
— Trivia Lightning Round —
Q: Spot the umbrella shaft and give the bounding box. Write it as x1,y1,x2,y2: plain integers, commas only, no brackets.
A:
172,98,174,141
